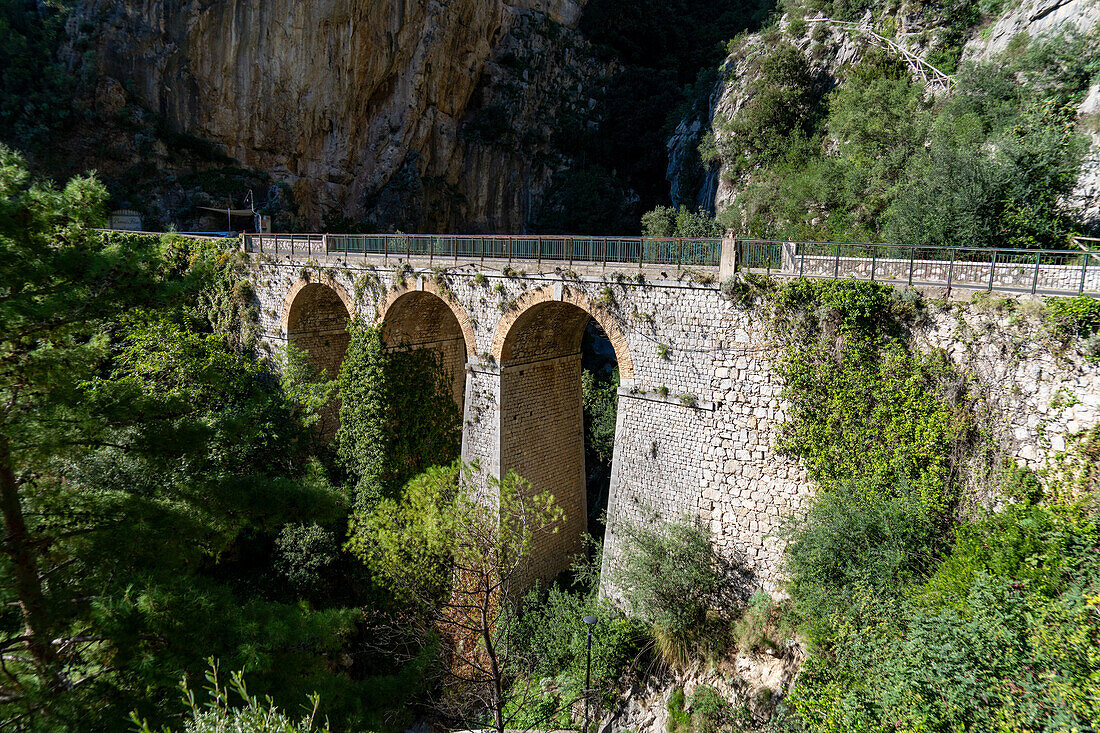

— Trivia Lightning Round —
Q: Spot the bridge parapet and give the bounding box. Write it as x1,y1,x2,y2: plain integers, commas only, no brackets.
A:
245,234,1100,297
244,233,723,274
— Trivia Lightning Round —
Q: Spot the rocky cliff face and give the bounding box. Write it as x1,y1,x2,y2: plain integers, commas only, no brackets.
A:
76,0,607,232
669,1,947,216
671,0,1100,232
965,0,1100,232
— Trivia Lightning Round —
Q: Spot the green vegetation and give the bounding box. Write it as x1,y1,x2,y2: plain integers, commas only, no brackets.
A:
351,463,563,733
503,563,646,728
617,517,730,668
1046,295,1100,340
0,0,78,157
763,278,1100,732
132,663,329,733
335,324,461,510
718,31,1100,246
582,367,619,467
642,205,724,237
0,146,429,731
666,685,756,733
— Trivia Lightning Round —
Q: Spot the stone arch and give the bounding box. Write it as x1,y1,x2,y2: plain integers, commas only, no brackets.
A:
377,279,476,413
489,285,634,380
283,276,353,439
492,285,633,585
283,276,353,379
378,279,477,358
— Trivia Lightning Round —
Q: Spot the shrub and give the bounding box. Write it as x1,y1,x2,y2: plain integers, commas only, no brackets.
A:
782,491,943,646
771,280,969,514
1046,295,1100,340
641,205,723,238
731,591,794,654
691,685,752,733
131,662,329,733
667,688,691,733
615,516,727,667
582,368,619,465
719,43,820,178
777,279,1100,731
504,575,645,727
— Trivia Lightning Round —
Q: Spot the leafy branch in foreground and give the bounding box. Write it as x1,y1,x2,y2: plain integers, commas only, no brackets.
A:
131,660,329,733
349,463,563,733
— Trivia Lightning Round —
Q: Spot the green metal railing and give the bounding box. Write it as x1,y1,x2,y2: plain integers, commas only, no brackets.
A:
736,239,1100,296
243,233,722,269
242,233,1100,296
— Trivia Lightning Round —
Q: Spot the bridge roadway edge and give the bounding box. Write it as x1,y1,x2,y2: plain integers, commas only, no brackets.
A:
246,252,1100,599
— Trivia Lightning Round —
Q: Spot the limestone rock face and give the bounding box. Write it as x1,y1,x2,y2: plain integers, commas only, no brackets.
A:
682,5,944,218
962,0,1100,60
77,0,601,231
962,0,1100,232
1068,83,1100,231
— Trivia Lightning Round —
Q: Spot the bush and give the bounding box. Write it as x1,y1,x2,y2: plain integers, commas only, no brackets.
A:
131,662,329,733
503,575,646,728
615,516,732,666
720,29,1099,246
1046,295,1100,340
582,367,619,464
770,280,970,514
782,492,942,646
336,323,461,510
792,500,1100,731
642,205,723,237
719,43,820,178
777,286,1100,733
731,591,794,654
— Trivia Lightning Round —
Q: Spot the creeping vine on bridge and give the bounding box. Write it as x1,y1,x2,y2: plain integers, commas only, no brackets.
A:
335,322,462,511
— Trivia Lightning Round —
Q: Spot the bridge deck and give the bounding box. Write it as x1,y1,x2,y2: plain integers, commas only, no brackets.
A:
243,234,1100,297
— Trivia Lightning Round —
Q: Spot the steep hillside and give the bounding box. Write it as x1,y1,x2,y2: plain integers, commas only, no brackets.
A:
670,0,1100,243
71,0,605,232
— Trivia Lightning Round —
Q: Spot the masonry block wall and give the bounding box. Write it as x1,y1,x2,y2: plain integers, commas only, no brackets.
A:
381,289,469,412
248,252,1100,595
501,355,586,585
284,281,352,377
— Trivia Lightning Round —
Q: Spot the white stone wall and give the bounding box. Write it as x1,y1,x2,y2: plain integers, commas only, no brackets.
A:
918,300,1100,474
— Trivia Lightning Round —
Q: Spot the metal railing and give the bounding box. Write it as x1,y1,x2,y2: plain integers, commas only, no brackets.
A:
738,239,1100,296
243,233,722,269
242,233,1100,296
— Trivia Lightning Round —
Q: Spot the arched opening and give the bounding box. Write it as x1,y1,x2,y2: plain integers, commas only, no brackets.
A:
286,282,353,378
581,320,619,538
285,282,352,437
380,290,469,416
497,297,626,585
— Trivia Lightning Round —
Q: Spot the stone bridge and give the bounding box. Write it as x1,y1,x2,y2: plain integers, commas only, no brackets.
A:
245,234,1100,592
